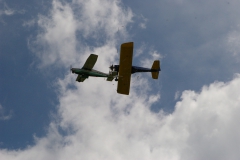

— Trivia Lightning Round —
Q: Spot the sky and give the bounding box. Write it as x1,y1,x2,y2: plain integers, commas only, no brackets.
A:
1,0,240,159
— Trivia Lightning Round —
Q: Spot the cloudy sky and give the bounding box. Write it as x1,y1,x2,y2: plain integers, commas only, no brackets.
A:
1,0,240,159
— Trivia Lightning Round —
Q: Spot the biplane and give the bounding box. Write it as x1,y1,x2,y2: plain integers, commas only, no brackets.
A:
109,42,161,95
71,54,116,82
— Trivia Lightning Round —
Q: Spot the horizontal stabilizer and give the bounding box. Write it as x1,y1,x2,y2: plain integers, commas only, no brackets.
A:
107,77,114,81
106,71,117,81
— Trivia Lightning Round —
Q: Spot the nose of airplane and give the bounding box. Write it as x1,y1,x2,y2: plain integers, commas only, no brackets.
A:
70,66,74,73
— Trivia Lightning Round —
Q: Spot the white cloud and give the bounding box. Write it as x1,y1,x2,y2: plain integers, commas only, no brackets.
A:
73,0,133,39
135,43,146,57
174,91,180,100
22,19,36,27
29,0,78,68
0,2,25,17
138,14,147,29
2,71,240,159
0,3,15,16
228,25,240,61
140,50,162,68
139,23,146,29
0,104,12,120
30,0,133,68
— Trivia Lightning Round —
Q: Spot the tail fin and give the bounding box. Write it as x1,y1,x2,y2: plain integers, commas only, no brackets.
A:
151,60,160,79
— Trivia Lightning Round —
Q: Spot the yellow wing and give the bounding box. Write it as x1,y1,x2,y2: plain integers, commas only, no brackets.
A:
117,42,133,95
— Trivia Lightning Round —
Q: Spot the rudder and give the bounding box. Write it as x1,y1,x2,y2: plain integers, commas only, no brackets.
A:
151,60,160,79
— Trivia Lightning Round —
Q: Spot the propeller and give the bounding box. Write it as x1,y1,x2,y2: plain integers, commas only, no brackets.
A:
109,64,114,71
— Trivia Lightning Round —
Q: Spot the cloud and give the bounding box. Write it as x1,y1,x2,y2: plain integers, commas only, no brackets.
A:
135,43,146,57
0,104,12,120
2,0,240,160
140,50,162,68
138,15,147,29
2,70,240,159
133,0,240,69
174,91,180,100
22,19,36,27
133,43,163,69
139,23,146,29
0,2,25,17
29,0,133,68
227,26,240,61
0,3,15,16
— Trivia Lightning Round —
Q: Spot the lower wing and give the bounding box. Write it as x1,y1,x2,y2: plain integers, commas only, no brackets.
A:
76,75,88,82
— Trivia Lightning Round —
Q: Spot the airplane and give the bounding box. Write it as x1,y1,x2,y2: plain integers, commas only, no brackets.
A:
71,54,117,82
109,42,161,95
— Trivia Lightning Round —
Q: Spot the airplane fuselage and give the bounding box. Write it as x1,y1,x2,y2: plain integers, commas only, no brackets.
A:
71,68,109,77
113,65,160,74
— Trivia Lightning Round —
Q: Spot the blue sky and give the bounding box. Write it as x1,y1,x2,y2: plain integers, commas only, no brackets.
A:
1,0,240,159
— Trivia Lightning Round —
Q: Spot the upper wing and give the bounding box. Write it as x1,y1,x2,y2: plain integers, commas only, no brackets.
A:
82,54,98,70
117,42,133,95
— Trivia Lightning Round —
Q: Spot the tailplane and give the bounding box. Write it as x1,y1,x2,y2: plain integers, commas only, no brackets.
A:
106,71,118,81
151,60,160,79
